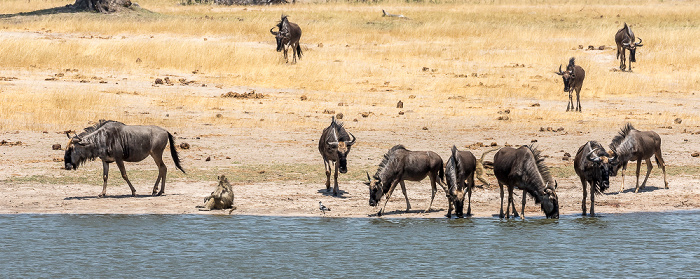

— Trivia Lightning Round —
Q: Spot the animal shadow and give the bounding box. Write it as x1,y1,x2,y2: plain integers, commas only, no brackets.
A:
608,185,664,195
317,188,348,198
371,208,441,217
64,193,172,200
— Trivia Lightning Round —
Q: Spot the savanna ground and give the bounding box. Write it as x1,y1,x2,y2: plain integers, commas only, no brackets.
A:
0,0,699,217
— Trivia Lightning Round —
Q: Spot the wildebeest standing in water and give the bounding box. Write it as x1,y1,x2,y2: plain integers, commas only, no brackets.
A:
366,145,446,216
270,15,302,63
197,175,235,211
318,116,356,196
615,23,643,71
609,123,668,193
556,57,586,112
444,146,476,218
574,141,618,216
493,145,559,219
64,120,185,197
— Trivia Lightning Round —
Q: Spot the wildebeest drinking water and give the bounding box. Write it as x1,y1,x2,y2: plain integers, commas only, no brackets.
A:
318,116,356,196
493,145,559,219
444,146,476,218
270,14,302,63
366,145,446,216
609,123,668,193
64,120,185,197
615,23,643,71
574,141,618,216
555,57,586,112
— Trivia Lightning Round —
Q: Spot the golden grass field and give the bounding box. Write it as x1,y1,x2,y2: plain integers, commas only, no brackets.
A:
0,0,699,216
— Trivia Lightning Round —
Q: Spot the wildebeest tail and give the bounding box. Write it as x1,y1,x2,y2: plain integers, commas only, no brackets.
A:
438,160,445,186
168,132,186,174
296,44,303,59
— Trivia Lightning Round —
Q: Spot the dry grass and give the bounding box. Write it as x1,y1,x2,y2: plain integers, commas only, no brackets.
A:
1,0,699,131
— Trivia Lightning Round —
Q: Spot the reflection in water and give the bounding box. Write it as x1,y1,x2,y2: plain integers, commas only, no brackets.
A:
0,211,698,278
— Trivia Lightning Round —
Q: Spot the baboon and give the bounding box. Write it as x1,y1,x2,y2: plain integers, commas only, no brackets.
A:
197,175,236,211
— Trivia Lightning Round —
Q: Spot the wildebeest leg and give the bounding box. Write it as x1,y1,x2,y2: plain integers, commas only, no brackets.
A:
115,160,137,197
152,153,167,196
638,158,654,192
283,48,288,63
521,190,527,220
509,187,520,218
379,180,400,216
499,183,505,218
655,151,668,189
620,51,626,71
634,159,643,193
425,177,439,213
99,160,110,198
590,182,596,216
581,178,588,215
567,90,572,112
618,164,627,193
399,180,411,211
505,186,514,218
466,181,472,217
576,88,582,112
333,161,340,196
323,159,331,191
292,43,298,64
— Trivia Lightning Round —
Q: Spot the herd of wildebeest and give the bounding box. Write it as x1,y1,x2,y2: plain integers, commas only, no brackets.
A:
60,17,665,219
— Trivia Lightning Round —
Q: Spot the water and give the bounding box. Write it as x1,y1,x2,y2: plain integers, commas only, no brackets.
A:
1,212,698,278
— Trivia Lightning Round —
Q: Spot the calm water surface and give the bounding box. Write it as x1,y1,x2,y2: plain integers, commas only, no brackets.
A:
1,212,698,278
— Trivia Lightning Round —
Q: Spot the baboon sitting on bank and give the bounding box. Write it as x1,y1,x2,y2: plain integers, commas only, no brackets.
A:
197,175,236,211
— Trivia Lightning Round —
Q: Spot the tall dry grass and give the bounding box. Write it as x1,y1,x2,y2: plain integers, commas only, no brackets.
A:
1,0,699,131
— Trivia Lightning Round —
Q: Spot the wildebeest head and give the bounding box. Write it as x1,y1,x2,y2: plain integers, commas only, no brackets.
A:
445,156,465,217
587,149,618,191
541,182,559,219
365,172,384,206
622,37,643,63
270,16,291,52
556,59,577,92
327,131,356,174
64,132,83,170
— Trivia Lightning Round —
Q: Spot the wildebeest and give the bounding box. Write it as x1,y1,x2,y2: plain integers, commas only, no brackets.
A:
615,23,643,71
444,146,476,218
197,175,235,211
64,120,185,197
556,57,586,112
270,15,302,63
365,145,446,216
609,123,668,193
574,141,618,216
318,116,356,196
493,145,559,219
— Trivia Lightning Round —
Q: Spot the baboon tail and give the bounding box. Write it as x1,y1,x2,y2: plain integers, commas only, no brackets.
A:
168,132,186,174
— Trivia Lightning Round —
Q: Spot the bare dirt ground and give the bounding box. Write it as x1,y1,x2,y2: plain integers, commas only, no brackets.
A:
1,30,699,218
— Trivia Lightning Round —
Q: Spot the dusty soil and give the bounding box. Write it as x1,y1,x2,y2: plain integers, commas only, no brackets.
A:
1,29,699,218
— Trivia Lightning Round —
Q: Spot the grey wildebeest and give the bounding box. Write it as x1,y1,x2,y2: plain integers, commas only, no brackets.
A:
574,141,618,216
493,145,559,219
609,123,668,193
64,120,185,197
556,57,586,112
270,15,302,63
318,116,356,196
365,145,446,216
615,23,643,71
444,146,476,218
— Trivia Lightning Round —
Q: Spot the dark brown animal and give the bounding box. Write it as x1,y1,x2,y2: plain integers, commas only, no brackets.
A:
556,57,586,112
64,120,185,197
318,116,356,196
609,123,668,193
493,145,559,219
574,141,618,216
615,23,643,71
444,146,476,218
197,175,235,211
365,145,446,216
270,15,302,63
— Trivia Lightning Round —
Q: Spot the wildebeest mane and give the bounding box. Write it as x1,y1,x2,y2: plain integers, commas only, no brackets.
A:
324,117,350,143
78,119,123,138
523,144,552,204
72,120,129,166
445,156,458,192
374,145,406,181
609,123,636,152
567,57,576,70
276,15,289,30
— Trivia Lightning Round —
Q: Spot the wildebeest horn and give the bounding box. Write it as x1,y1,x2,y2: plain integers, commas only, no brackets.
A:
555,64,564,75
347,133,356,146
586,149,602,162
635,37,643,46
270,27,278,35
366,171,372,183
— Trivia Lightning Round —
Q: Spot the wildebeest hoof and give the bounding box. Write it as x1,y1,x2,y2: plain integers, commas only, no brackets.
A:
98,194,105,198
